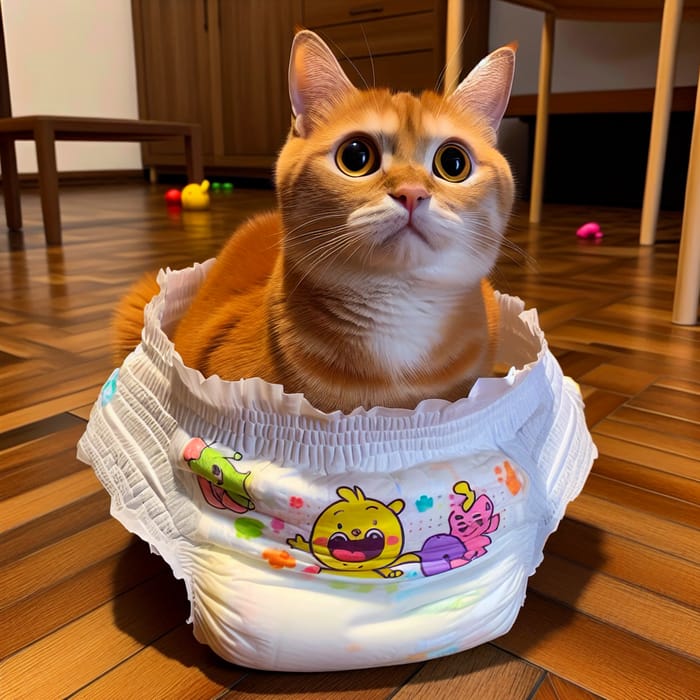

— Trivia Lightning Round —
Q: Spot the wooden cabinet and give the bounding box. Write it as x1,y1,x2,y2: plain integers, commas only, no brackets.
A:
131,0,487,178
132,0,302,177
302,0,488,94
132,0,217,168
216,1,302,161
306,0,452,93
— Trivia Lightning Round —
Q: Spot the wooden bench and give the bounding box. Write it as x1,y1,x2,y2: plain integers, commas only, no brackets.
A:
0,116,203,246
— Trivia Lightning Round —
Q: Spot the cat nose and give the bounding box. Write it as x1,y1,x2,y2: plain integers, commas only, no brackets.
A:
390,184,430,215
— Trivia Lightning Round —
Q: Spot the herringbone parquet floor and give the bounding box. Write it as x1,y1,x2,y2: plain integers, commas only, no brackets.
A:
0,183,698,699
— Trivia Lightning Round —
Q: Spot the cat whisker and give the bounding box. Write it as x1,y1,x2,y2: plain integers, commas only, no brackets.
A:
460,216,537,271
359,25,376,89
324,35,370,91
285,233,346,267
285,216,346,236
284,223,353,253
283,220,350,249
499,238,539,270
435,15,474,102
283,225,364,296
259,220,345,256
284,212,344,236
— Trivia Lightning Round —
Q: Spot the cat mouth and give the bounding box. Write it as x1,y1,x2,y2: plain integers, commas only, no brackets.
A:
383,223,434,250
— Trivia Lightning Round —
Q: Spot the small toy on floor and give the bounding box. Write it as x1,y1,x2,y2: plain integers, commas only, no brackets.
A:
164,188,181,205
181,180,211,210
211,181,234,192
576,221,603,240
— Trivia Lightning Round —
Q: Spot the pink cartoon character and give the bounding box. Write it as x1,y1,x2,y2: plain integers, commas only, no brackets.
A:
416,481,499,576
449,487,500,560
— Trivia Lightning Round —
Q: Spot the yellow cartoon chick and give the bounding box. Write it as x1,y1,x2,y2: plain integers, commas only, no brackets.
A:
181,180,210,210
288,486,419,577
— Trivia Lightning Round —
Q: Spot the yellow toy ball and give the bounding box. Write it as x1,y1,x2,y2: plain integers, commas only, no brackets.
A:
181,180,211,210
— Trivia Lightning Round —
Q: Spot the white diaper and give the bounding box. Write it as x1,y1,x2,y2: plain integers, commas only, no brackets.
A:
77,260,596,672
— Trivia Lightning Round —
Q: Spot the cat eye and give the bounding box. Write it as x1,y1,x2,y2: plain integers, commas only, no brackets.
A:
335,137,379,177
433,143,471,183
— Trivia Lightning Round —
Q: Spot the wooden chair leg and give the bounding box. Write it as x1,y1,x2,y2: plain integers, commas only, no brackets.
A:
672,74,700,325
184,125,204,184
639,0,684,245
0,136,22,231
34,120,62,246
444,0,464,94
529,11,555,225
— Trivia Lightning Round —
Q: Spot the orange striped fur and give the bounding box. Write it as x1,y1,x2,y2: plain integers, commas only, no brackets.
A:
113,31,515,413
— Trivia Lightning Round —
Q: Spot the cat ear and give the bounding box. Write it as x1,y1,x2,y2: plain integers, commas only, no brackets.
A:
289,30,357,137
447,44,516,134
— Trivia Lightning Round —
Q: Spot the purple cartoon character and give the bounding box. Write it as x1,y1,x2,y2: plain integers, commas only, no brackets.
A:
417,481,499,576
416,533,468,576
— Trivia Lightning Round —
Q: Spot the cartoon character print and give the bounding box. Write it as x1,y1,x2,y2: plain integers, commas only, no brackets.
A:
288,486,419,578
451,491,500,558
182,437,254,513
416,534,469,577
99,368,119,406
416,481,499,576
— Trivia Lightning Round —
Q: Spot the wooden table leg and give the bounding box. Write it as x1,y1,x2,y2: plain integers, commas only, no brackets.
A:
672,73,700,325
0,136,22,231
529,11,555,225
184,125,204,184
34,119,62,246
639,0,684,245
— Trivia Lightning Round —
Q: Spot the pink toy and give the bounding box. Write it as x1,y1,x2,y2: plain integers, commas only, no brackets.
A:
576,222,603,240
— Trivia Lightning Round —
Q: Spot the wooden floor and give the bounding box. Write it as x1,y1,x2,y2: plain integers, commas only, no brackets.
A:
0,183,698,699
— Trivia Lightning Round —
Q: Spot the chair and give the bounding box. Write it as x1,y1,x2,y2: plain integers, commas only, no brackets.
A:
672,69,700,324
0,11,203,246
447,0,699,246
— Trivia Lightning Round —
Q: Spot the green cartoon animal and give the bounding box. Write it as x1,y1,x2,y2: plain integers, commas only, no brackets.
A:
182,437,253,513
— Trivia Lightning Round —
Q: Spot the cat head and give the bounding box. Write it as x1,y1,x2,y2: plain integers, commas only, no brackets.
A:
276,30,515,289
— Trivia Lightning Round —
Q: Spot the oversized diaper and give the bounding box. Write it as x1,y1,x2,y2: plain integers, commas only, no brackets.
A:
77,260,597,672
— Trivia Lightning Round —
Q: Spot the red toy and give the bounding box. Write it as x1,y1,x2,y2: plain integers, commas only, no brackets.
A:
576,222,603,240
164,188,182,205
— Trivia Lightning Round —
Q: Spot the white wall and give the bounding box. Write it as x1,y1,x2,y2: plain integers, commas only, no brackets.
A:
1,0,141,173
489,1,700,95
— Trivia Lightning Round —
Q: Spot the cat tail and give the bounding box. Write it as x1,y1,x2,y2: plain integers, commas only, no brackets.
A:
112,271,162,364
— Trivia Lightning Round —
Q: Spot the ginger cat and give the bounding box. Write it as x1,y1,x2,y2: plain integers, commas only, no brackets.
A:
113,30,516,414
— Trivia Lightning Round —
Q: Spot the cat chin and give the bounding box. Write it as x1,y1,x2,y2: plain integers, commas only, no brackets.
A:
348,215,451,267
359,247,493,289
351,235,445,275
365,222,496,281
376,223,436,255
